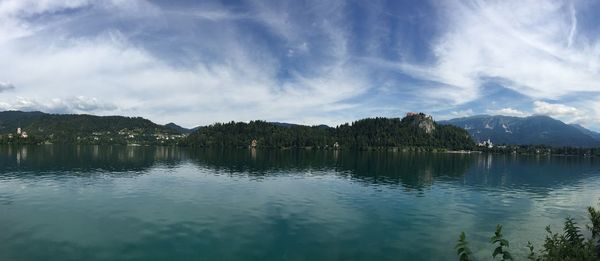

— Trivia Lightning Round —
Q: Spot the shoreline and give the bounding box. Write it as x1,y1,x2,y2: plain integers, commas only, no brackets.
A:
1,143,599,158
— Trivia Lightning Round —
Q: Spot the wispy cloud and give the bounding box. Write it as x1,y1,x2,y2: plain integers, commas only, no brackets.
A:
0,0,369,127
487,108,528,117
532,100,587,123
437,0,600,98
386,0,600,128
0,96,116,113
0,0,598,130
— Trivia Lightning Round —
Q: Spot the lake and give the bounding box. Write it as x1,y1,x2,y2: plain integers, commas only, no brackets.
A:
1,145,600,260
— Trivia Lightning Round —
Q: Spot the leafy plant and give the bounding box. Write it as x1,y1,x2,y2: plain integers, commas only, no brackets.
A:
527,241,537,260
458,201,600,260
490,225,513,260
456,232,472,261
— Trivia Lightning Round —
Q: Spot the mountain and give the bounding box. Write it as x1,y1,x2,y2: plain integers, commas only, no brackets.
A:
440,115,600,147
269,122,301,128
270,122,331,129
570,124,600,142
164,122,192,134
183,113,475,150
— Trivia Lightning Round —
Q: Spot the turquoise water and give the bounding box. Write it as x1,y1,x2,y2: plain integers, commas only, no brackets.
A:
1,146,600,260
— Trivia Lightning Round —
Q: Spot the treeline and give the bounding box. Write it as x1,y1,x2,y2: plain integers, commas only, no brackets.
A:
26,114,176,138
0,136,45,145
336,116,474,149
181,120,334,148
478,145,600,157
0,111,183,145
181,114,475,150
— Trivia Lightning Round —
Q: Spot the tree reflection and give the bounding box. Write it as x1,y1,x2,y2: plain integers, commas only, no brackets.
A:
0,145,186,173
187,149,474,189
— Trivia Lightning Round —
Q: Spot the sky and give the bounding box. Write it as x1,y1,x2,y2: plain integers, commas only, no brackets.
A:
1,0,600,130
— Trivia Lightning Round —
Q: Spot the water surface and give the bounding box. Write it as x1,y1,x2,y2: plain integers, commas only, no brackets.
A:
1,145,600,260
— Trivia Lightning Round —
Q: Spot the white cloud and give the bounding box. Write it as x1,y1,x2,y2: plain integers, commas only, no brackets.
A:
486,107,528,117
0,0,92,42
4,0,597,130
383,0,600,129
0,0,156,44
533,101,583,116
0,36,366,126
0,0,149,17
0,0,92,16
532,100,585,123
0,82,15,92
0,96,116,113
451,109,474,118
0,1,369,127
533,101,579,116
68,96,117,112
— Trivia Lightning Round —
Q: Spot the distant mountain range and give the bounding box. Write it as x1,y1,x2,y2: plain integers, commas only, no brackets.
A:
3,110,600,148
270,122,331,129
440,115,600,148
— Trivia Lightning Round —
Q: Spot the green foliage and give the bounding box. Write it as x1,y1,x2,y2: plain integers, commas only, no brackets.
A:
490,225,514,260
456,232,472,261
537,218,596,261
335,116,473,150
476,145,600,157
181,120,335,148
0,112,185,145
588,204,600,242
528,241,537,260
459,202,600,260
183,114,475,150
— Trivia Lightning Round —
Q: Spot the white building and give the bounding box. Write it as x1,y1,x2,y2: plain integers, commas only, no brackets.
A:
478,139,493,148
17,128,21,135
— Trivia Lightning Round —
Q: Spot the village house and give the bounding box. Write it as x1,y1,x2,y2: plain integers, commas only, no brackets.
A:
16,128,28,138
478,139,493,148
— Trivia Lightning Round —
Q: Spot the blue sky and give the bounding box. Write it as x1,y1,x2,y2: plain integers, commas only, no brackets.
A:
0,0,600,130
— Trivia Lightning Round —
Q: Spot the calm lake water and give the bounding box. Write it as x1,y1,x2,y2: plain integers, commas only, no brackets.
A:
1,145,600,260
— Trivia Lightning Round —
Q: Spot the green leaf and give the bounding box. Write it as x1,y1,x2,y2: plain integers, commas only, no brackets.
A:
493,246,503,258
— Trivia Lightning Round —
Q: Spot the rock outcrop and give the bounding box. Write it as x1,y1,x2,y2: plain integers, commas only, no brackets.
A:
403,112,436,134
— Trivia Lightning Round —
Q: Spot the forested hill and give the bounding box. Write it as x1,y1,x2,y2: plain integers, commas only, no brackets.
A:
1,111,474,148
182,113,475,150
0,111,185,144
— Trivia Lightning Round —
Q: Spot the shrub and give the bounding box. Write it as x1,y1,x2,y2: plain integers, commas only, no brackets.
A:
457,201,600,260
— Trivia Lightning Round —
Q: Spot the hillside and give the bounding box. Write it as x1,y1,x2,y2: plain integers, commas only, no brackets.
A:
183,113,475,150
440,115,600,148
570,124,600,142
0,111,187,144
0,111,46,133
165,123,193,134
